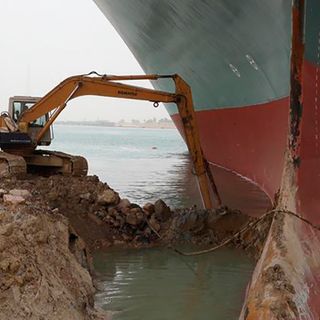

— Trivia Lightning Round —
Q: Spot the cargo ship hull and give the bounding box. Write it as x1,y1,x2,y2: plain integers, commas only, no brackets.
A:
93,0,292,216
93,0,320,318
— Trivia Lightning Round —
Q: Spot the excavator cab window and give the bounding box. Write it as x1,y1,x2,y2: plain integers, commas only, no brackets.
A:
12,101,46,127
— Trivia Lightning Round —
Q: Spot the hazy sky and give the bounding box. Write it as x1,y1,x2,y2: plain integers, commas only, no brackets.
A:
0,0,168,121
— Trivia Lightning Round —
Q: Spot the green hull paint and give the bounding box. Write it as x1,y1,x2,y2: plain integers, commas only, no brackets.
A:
94,0,292,115
305,0,320,65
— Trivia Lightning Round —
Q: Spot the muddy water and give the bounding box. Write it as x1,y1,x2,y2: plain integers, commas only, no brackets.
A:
94,247,253,320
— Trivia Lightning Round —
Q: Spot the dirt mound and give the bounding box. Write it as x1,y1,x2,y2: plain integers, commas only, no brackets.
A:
0,200,107,319
1,175,269,255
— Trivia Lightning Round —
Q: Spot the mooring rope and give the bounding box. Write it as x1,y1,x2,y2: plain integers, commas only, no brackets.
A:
146,208,320,257
173,210,274,257
174,209,320,257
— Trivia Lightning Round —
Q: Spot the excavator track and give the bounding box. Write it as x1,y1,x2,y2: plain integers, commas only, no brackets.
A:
43,150,88,176
25,150,88,176
0,151,27,177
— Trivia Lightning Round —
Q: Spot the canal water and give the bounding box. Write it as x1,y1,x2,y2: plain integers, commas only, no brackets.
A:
50,124,201,208
94,247,253,320
49,124,254,319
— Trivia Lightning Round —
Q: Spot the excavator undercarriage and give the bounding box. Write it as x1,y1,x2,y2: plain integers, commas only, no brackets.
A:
0,150,88,177
25,150,88,176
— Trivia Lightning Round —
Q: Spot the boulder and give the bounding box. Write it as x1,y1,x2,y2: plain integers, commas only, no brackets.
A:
97,189,120,206
9,189,32,199
129,207,141,215
136,211,145,225
154,199,171,222
3,194,25,206
117,199,131,212
143,203,155,216
149,215,161,232
79,193,91,201
126,212,138,226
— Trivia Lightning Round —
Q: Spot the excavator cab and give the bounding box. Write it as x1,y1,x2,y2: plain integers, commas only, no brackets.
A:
6,96,52,147
0,96,85,176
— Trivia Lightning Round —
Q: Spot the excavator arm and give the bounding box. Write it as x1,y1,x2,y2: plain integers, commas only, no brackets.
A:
13,73,218,209
19,74,178,127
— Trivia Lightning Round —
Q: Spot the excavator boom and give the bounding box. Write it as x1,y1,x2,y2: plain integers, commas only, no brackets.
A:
20,74,177,124
0,73,217,209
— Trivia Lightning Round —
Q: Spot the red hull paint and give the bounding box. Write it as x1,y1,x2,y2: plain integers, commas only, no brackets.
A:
299,60,320,225
172,97,289,216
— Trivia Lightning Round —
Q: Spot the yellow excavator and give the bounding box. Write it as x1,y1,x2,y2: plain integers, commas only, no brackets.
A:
0,72,216,209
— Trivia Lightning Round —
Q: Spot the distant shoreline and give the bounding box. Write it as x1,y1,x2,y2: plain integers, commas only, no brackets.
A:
55,121,176,130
